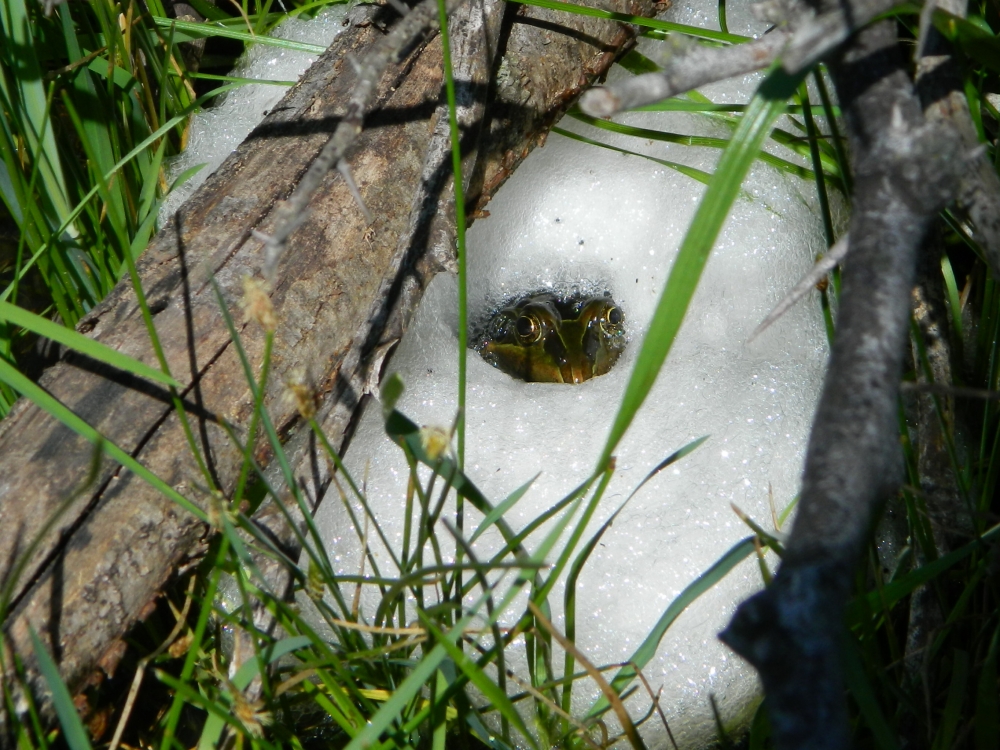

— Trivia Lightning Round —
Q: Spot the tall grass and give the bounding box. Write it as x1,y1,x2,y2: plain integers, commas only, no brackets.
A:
1,0,999,749
0,0,333,416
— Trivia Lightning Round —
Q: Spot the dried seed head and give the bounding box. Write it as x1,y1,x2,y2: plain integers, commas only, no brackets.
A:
168,631,194,659
206,489,226,531
283,366,318,420
419,425,451,462
306,559,326,602
241,275,277,333
232,689,272,738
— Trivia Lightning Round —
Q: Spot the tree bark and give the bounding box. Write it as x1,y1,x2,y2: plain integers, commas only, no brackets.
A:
0,0,655,732
720,14,967,750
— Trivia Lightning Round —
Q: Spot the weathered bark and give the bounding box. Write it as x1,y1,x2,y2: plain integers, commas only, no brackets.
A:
0,0,654,732
720,15,968,750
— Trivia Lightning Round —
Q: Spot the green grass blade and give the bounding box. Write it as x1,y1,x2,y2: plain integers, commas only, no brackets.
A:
151,17,328,52
933,8,1000,74
598,65,805,466
1,0,74,226
197,634,316,749
846,521,1000,622
627,435,710,501
553,127,712,185
340,614,478,750
137,139,168,228
633,100,840,116
934,649,968,750
797,81,836,246
470,473,538,543
1,84,243,304
421,613,539,750
383,404,525,553
508,0,748,42
560,440,706,714
29,628,93,750
0,356,205,522
157,670,277,747
586,536,757,719
940,253,965,348
975,624,1000,750
432,669,448,750
571,112,816,182
841,632,899,750
529,463,614,605
0,301,180,388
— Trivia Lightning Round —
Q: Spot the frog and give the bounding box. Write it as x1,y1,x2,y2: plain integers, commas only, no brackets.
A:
475,292,626,383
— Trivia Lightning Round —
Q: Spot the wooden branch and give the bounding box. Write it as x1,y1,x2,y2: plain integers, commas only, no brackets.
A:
579,29,789,117
916,0,1000,279
259,0,466,271
0,0,654,734
769,0,899,74
720,17,968,750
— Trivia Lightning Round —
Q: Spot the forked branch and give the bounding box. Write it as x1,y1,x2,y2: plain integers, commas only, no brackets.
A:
721,15,968,750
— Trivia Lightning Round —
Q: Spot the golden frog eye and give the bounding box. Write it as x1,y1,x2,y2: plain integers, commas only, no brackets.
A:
601,305,624,332
516,314,542,343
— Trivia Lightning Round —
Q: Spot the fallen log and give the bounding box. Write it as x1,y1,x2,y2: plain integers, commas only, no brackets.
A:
0,0,655,732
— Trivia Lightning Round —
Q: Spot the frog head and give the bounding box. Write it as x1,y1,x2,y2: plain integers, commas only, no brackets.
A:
476,293,626,384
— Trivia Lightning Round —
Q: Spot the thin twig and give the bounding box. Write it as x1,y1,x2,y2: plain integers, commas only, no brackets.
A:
748,235,848,343
779,0,899,73
108,577,197,750
579,30,789,117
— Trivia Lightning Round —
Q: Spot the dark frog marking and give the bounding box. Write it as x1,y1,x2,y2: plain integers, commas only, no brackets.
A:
475,292,627,384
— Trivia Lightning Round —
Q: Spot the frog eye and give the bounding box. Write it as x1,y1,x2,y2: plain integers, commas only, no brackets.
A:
601,305,624,332
516,314,541,343
489,314,514,340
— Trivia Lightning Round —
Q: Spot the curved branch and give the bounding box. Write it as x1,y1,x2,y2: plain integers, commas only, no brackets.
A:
721,18,966,750
579,30,788,117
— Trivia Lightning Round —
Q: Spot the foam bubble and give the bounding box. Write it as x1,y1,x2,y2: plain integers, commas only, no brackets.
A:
173,2,837,745
310,1,837,743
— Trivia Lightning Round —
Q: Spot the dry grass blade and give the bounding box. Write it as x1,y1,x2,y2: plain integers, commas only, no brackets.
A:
630,662,678,750
527,601,647,750
748,234,848,342
108,576,197,750
899,381,1000,400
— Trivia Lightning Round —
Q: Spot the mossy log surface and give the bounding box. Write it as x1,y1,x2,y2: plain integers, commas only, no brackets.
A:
0,0,654,733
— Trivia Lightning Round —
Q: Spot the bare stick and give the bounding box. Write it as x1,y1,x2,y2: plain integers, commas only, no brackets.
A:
778,0,899,73
578,0,909,117
915,0,1000,278
579,30,789,117
721,18,967,750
